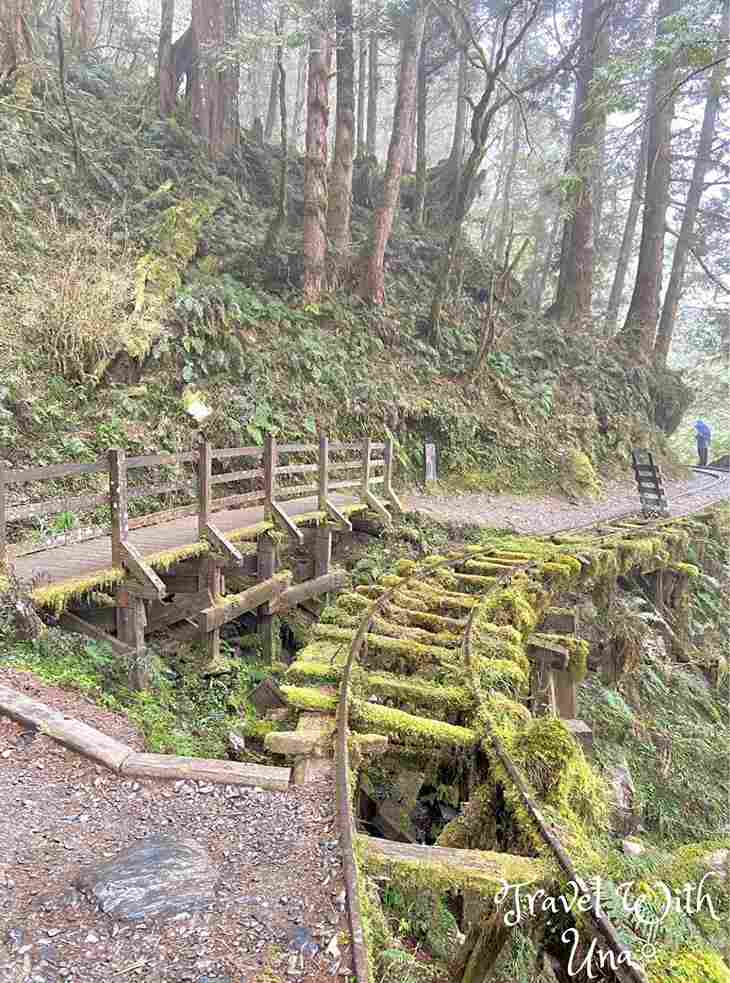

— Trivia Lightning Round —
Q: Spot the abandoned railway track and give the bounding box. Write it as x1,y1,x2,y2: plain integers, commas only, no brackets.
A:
307,483,730,983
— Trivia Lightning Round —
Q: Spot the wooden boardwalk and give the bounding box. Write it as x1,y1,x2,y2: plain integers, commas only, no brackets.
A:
12,491,361,587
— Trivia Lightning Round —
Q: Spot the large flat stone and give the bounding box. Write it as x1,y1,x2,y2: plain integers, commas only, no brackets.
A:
75,834,217,920
265,731,324,756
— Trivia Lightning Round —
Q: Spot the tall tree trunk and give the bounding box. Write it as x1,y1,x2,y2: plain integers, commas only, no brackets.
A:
222,0,240,149
158,0,176,116
303,33,333,304
264,52,279,142
493,100,520,266
366,17,378,157
356,0,367,158
447,46,467,184
328,0,356,256
290,43,307,150
537,207,561,308
604,122,648,334
525,204,548,305
550,0,604,324
191,0,226,159
414,29,428,226
264,23,288,252
359,4,426,303
619,0,681,355
654,0,729,366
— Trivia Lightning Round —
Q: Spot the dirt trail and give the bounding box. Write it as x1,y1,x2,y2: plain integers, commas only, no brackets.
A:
0,674,349,983
404,470,730,535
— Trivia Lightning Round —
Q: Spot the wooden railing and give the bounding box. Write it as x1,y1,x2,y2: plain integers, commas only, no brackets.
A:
0,434,401,566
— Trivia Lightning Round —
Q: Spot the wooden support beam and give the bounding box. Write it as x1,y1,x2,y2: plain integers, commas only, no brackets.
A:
203,556,221,662
538,609,578,634
197,439,212,538
60,611,135,658
313,526,332,578
199,572,291,633
553,669,577,719
257,533,279,663
116,591,149,690
269,569,347,614
527,637,570,671
364,489,391,524
159,572,203,594
146,589,213,630
325,498,353,532
383,437,404,514
119,541,166,600
108,448,129,568
271,501,304,545
203,521,243,564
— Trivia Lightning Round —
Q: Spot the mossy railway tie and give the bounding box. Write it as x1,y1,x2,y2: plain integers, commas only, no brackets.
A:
277,509,728,983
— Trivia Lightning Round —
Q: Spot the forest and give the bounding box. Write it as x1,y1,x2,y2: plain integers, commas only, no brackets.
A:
0,0,727,488
0,3,730,982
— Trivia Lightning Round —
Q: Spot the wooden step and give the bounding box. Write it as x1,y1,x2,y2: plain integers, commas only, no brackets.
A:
358,835,545,896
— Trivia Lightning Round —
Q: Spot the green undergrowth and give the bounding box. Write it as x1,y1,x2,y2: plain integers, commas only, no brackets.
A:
0,628,288,757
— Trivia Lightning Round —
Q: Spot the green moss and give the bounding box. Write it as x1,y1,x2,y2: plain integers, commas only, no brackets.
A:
647,948,730,982
350,698,477,750
280,684,338,713
31,567,126,613
668,561,701,578
357,833,545,898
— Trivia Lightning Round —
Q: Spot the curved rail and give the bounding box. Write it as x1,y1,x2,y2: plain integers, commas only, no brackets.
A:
334,484,730,982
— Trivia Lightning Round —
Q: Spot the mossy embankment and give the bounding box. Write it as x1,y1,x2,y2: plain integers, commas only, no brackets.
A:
0,65,693,554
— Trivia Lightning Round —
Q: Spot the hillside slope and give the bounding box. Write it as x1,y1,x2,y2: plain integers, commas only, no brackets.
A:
0,67,692,521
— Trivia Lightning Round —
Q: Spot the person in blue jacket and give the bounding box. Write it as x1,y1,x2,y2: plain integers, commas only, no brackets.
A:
694,419,712,466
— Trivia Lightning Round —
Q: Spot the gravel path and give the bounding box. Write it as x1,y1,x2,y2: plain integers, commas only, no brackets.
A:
404,470,730,535
0,676,350,983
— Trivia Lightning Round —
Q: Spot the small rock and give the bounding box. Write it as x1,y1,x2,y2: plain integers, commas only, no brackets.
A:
622,838,645,857
84,932,99,943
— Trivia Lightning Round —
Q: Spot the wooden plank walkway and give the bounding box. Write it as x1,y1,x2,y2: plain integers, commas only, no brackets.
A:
13,492,361,588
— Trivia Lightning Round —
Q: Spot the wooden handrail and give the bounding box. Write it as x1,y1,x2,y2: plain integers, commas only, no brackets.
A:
0,431,394,567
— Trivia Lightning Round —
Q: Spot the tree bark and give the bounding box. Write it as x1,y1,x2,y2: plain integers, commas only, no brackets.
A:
619,0,682,355
264,22,288,252
264,52,279,142
328,0,356,256
191,0,226,159
290,43,307,151
654,0,729,366
366,17,379,157
447,46,467,183
414,29,428,226
550,0,604,324
356,0,367,158
359,3,426,304
158,0,176,116
604,121,648,334
493,100,520,267
222,0,240,150
303,33,333,304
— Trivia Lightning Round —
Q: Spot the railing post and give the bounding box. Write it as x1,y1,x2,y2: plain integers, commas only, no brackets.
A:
263,433,277,521
197,439,212,538
382,436,404,514
383,437,394,499
0,466,6,567
108,449,128,567
361,436,372,501
318,433,329,511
